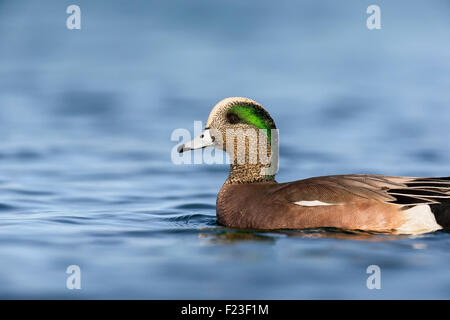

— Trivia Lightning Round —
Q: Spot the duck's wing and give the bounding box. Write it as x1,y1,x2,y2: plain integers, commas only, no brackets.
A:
273,174,450,205
271,174,450,229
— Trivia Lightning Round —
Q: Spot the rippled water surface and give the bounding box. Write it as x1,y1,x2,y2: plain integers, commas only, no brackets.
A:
0,0,449,298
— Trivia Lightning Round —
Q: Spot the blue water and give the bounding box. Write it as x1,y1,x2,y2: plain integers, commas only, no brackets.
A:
0,0,449,299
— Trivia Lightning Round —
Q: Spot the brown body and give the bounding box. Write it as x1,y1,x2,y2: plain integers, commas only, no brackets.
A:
217,175,450,233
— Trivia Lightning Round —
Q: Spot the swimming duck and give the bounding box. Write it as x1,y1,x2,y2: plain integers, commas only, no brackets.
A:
178,97,450,234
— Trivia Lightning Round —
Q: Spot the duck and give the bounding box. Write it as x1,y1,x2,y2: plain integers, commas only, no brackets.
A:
177,97,450,234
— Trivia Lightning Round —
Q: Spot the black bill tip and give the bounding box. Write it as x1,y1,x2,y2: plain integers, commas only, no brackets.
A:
177,144,185,153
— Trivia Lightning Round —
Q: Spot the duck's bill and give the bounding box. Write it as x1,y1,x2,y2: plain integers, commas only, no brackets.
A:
178,129,215,153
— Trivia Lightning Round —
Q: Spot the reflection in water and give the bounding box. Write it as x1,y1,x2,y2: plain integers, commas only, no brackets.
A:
198,227,410,244
198,230,278,244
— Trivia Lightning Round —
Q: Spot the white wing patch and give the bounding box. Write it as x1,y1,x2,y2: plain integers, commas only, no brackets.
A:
294,200,335,207
396,205,442,234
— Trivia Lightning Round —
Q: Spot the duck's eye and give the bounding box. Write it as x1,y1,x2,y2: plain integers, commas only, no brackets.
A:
200,134,204,138
227,112,241,124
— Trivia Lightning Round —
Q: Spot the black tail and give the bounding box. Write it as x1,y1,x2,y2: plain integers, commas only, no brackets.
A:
427,177,450,229
430,203,450,229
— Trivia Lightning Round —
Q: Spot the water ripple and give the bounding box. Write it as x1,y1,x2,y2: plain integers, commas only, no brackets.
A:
173,203,216,210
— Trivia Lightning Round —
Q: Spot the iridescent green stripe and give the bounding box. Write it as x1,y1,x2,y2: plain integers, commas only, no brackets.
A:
228,104,273,144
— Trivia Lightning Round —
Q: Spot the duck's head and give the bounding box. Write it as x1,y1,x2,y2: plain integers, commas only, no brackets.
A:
178,97,278,184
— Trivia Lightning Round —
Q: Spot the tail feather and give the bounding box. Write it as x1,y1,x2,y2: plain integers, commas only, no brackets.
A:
387,177,450,229
431,202,450,229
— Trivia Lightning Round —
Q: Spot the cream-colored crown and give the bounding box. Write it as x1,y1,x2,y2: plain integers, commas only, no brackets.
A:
205,97,264,129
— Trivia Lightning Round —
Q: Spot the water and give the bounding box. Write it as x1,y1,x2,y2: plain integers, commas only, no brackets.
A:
0,0,449,299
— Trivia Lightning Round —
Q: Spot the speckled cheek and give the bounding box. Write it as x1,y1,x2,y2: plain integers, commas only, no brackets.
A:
206,128,225,151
